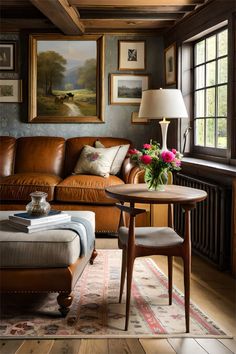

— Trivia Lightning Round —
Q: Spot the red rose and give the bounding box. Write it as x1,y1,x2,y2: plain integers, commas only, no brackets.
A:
143,143,152,150
161,150,175,163
140,155,152,165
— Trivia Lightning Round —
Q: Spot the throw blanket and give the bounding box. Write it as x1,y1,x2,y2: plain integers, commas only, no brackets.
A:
53,216,95,257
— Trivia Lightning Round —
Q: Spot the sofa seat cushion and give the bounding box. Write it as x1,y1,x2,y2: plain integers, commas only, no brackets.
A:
0,173,62,202
55,174,124,204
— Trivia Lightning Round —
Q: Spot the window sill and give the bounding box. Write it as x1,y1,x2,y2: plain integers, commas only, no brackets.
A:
182,157,236,178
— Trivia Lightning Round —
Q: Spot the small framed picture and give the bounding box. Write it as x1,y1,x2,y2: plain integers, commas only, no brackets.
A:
119,40,145,70
164,43,176,85
0,42,17,71
131,111,149,124
110,74,149,105
0,80,22,102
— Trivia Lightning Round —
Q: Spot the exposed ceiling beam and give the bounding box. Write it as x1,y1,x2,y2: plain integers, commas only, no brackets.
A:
69,0,205,6
82,19,175,29
0,7,45,19
79,10,183,20
30,0,84,35
0,18,55,30
76,5,196,12
0,0,29,5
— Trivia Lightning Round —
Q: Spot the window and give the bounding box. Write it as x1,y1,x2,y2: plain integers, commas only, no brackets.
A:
193,28,228,155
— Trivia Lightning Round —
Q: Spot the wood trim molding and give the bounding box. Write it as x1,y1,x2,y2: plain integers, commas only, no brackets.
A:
30,0,84,35
69,0,205,6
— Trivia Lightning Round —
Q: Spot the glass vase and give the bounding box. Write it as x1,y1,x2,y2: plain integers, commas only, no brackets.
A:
26,191,51,216
144,168,168,191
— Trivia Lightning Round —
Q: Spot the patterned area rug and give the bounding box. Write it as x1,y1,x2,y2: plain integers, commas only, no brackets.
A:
0,249,230,338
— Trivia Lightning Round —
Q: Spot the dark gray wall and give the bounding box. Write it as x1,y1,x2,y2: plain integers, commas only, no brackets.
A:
0,32,164,148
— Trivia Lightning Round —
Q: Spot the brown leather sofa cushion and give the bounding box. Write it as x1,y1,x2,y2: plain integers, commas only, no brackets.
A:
64,137,131,176
15,137,65,176
0,173,62,201
55,174,124,204
0,137,16,177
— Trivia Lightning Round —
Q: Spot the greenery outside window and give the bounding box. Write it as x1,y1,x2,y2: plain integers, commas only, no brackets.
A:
193,28,228,156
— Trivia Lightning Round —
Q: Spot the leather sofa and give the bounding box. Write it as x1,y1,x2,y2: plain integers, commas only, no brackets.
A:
0,136,141,233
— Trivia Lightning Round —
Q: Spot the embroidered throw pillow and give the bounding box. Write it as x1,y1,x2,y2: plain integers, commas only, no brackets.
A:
95,141,130,175
73,145,119,178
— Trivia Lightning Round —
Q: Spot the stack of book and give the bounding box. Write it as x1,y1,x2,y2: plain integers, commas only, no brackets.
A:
8,210,71,233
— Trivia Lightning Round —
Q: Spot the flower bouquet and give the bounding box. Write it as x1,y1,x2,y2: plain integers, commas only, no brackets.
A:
128,141,183,191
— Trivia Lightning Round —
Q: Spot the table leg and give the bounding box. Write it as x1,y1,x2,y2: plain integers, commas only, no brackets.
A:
125,206,136,331
168,256,173,305
125,251,135,331
119,248,127,303
183,206,192,333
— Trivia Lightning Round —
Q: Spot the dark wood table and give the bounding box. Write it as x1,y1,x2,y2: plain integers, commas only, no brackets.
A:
106,183,207,206
105,183,207,331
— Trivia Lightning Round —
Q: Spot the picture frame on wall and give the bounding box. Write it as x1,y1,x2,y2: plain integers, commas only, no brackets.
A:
118,40,145,70
0,41,17,71
110,74,149,105
131,111,149,124
28,34,104,123
0,79,22,102
164,43,176,85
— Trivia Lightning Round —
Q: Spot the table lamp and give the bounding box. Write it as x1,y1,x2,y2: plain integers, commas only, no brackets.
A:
138,88,188,151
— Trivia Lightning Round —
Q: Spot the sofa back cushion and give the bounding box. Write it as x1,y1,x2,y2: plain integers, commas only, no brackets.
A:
65,137,131,176
74,145,120,177
15,137,65,176
95,140,130,175
0,136,16,177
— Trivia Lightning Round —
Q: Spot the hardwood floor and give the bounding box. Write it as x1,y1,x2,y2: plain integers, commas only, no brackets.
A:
1,238,235,354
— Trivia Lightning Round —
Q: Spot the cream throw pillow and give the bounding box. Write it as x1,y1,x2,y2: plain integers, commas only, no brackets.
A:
74,145,119,178
95,140,130,175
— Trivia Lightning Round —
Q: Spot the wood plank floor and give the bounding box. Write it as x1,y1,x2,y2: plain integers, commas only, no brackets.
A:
1,238,235,354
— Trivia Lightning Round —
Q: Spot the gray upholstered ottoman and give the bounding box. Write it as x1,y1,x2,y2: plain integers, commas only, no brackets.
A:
0,211,96,315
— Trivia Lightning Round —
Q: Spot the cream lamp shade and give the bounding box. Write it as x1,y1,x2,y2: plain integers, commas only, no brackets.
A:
138,88,188,151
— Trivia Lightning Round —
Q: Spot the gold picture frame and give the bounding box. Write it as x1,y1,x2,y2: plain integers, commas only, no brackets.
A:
0,79,22,102
164,43,176,85
118,40,146,70
110,74,149,105
131,111,149,124
28,34,104,123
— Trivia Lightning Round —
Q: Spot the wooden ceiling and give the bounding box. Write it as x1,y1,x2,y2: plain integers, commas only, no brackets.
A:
0,0,210,33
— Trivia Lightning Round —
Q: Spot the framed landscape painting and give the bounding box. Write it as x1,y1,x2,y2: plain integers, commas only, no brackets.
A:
0,79,22,102
110,74,149,105
0,42,17,71
118,40,145,70
29,34,104,123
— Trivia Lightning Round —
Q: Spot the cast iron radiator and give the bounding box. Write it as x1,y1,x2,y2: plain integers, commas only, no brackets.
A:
174,173,231,270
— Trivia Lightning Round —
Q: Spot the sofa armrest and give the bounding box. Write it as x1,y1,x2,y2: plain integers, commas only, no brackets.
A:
121,157,144,184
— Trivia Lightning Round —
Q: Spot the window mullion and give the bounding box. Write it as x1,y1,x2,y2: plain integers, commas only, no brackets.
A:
215,33,218,148
204,40,206,147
